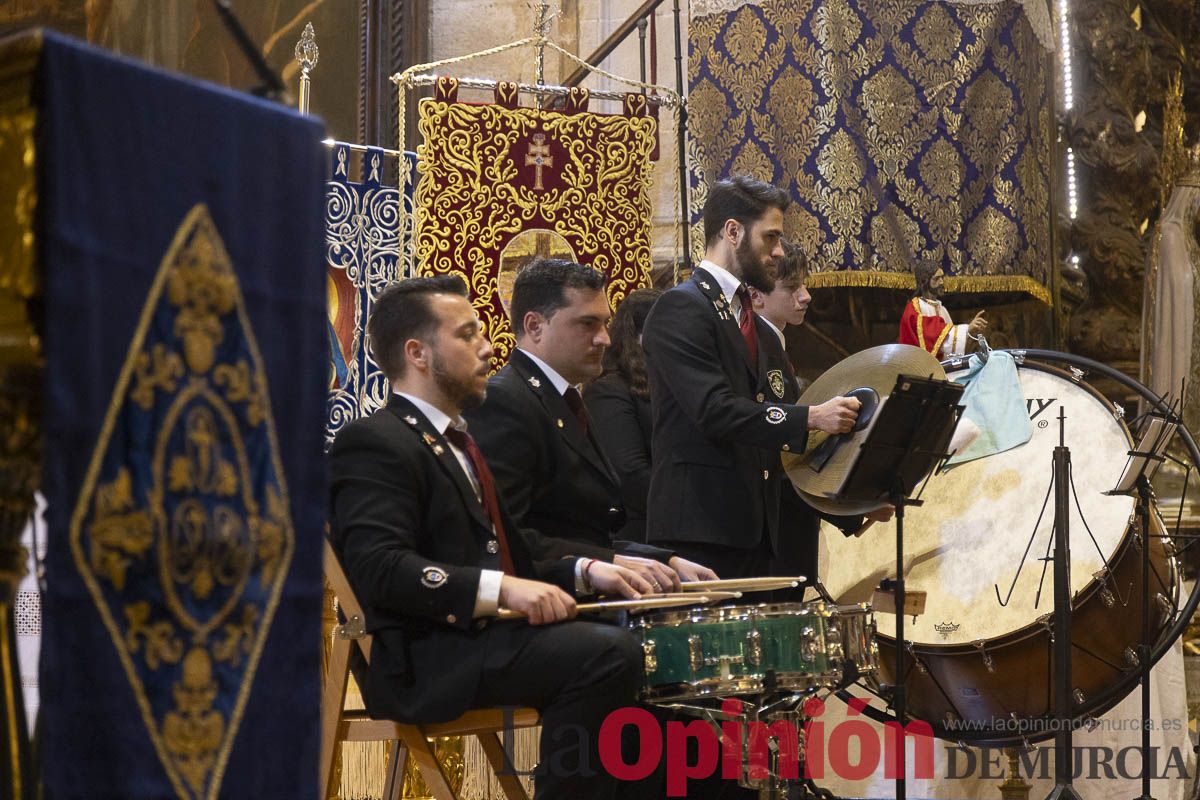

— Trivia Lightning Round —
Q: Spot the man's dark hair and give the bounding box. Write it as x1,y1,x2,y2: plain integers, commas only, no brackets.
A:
913,260,941,298
602,287,662,400
702,175,790,247
368,275,468,380
510,258,606,336
775,241,809,287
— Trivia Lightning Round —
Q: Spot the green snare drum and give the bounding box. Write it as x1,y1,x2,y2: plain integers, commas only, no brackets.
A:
633,602,839,702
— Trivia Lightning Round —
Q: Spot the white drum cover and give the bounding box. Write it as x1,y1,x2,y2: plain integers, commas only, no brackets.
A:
822,367,1134,646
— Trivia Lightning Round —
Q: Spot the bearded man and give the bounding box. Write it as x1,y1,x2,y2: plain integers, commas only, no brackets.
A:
898,261,987,358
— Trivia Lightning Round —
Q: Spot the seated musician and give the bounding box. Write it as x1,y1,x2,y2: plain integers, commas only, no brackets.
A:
328,275,651,799
465,258,718,588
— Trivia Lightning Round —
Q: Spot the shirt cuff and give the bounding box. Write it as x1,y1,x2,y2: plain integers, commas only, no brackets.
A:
473,569,504,618
575,558,589,595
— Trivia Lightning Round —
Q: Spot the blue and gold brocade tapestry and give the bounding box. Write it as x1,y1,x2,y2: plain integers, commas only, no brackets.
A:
38,33,327,800
325,144,417,444
688,0,1052,302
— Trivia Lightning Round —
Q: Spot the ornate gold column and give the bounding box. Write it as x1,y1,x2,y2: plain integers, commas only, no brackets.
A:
0,28,43,800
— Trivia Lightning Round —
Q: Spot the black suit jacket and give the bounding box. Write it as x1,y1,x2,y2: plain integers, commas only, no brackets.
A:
466,350,672,561
328,395,592,722
584,372,653,542
642,267,812,553
759,329,862,582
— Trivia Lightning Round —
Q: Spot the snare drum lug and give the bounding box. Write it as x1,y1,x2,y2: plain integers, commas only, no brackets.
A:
1069,366,1085,383
1072,688,1086,705
746,629,763,667
688,634,703,673
1156,593,1172,623
973,641,995,673
1113,404,1125,420
1099,585,1116,608
1124,647,1139,668
802,626,820,660
1012,350,1026,365
643,640,658,673
1084,716,1100,732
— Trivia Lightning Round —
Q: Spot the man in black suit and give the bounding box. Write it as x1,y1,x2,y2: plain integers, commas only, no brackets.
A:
641,176,864,580
329,276,653,799
467,259,718,588
749,242,891,592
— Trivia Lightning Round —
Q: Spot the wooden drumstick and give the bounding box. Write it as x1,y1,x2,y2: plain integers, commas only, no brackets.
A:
495,592,736,620
679,576,805,593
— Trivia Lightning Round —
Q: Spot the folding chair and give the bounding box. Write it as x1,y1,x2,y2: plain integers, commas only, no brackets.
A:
320,540,539,800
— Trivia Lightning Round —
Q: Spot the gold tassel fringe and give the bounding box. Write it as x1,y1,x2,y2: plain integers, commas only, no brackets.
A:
805,270,1052,305
460,725,539,800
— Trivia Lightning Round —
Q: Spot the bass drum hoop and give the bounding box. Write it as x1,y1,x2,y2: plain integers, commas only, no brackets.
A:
839,351,1190,746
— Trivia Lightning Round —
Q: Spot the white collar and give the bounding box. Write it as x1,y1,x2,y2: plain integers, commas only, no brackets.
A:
760,315,786,349
393,391,465,435
517,348,573,395
697,259,743,305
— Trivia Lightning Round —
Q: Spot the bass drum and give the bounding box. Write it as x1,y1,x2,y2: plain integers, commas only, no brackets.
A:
820,359,1179,743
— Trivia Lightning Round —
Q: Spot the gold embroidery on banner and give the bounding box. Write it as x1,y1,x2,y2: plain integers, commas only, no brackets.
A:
69,205,295,800
686,0,1051,300
415,101,656,369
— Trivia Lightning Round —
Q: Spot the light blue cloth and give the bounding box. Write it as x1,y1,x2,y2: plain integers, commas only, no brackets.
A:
945,351,1033,467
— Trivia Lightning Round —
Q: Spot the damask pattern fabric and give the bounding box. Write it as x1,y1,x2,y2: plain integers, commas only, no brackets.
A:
415,78,658,369
688,0,1053,303
38,33,327,800
325,144,417,444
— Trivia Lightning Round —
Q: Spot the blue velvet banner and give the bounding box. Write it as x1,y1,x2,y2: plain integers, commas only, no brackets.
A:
688,0,1052,302
38,32,327,800
325,144,416,444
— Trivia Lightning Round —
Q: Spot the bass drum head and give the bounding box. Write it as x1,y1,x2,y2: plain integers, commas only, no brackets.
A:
823,362,1134,646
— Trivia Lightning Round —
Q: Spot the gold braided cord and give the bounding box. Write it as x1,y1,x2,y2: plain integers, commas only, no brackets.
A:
806,270,1053,305
391,34,682,277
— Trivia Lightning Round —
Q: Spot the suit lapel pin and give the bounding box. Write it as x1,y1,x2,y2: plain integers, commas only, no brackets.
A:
700,280,711,290
528,376,542,389
421,431,446,455
403,415,418,425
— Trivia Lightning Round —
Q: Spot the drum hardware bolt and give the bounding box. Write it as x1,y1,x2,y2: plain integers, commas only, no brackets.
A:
643,640,658,673
1012,350,1026,364
905,642,928,673
1157,593,1173,623
1072,688,1086,705
974,642,995,673
688,635,703,673
801,626,819,660
1069,367,1085,383
746,630,763,667
1124,647,1139,668
1113,404,1125,419
1084,716,1099,732
1099,586,1116,608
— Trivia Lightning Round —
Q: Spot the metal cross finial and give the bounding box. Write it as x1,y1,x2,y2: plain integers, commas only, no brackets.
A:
294,22,319,114
295,22,319,75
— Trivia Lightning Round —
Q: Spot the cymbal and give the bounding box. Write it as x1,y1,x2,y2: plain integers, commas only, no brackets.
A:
786,344,946,516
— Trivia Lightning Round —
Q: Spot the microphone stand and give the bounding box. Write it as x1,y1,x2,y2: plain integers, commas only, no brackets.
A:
210,0,288,101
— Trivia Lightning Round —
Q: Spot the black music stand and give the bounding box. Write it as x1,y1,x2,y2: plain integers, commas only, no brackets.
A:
1107,412,1179,800
837,375,963,800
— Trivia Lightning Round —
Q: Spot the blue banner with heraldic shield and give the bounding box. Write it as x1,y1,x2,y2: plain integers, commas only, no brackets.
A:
71,206,293,799
37,32,326,800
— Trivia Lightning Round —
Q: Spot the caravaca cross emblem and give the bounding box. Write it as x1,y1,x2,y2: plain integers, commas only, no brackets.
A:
525,133,553,191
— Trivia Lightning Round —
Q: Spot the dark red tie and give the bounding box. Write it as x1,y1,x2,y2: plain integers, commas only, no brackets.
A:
563,386,589,434
444,427,516,575
736,285,760,369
